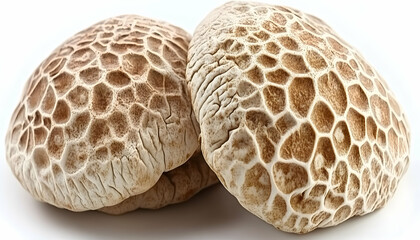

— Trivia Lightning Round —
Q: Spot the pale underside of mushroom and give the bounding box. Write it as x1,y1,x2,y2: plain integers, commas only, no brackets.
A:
5,15,217,212
187,1,410,233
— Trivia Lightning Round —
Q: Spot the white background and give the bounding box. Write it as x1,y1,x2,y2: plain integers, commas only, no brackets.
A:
0,0,419,239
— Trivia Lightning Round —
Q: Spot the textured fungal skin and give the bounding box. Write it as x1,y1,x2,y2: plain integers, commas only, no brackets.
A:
5,15,218,212
100,153,218,214
187,1,410,233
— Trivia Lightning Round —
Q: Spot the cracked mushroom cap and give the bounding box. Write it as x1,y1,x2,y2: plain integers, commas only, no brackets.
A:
187,1,410,233
5,15,218,212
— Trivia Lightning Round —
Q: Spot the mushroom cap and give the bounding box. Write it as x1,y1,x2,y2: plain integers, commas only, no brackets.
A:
100,152,218,214
187,1,410,233
5,15,204,211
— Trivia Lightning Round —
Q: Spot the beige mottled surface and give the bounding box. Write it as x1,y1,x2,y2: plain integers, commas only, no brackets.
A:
187,1,410,233
5,15,215,212
100,152,218,214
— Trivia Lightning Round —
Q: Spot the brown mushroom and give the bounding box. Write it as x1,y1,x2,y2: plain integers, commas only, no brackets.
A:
187,1,410,233
5,15,218,213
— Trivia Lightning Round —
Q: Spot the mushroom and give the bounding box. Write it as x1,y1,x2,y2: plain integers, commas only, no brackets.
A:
5,15,217,212
187,1,410,233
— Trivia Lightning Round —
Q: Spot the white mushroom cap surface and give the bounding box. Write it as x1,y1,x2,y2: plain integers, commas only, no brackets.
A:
5,15,217,212
187,1,410,233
